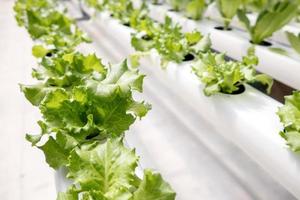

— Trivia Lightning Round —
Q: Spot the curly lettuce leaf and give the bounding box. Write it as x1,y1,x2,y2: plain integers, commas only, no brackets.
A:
278,91,300,131
133,170,176,200
193,47,272,96
57,138,176,200
24,60,150,168
278,91,300,152
217,0,242,29
14,0,90,49
185,0,206,20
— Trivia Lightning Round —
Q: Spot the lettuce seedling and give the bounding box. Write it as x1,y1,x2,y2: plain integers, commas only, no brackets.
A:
277,91,300,152
185,0,207,20
241,0,269,12
192,47,273,96
131,16,211,66
14,0,90,50
166,0,189,11
238,0,298,44
286,31,300,55
216,0,243,30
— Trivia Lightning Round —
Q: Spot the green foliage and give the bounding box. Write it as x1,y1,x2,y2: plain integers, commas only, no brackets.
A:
185,0,207,20
278,91,300,152
242,0,269,12
286,31,300,55
23,58,150,169
216,0,243,29
131,16,210,65
238,0,298,44
192,47,273,96
166,0,189,11
14,0,90,50
57,138,176,200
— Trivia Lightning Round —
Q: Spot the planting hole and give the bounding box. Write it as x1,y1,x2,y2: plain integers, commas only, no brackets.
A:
183,53,195,62
168,8,178,12
142,35,153,41
152,2,163,5
85,133,99,140
123,22,130,27
46,52,53,57
214,26,232,31
221,84,245,95
250,40,272,47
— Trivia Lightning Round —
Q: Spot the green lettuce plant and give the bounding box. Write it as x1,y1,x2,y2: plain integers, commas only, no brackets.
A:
286,31,300,55
57,138,176,200
131,16,211,66
14,0,90,50
166,0,189,11
192,47,273,96
216,0,243,30
277,91,300,152
237,0,298,44
241,0,269,12
23,57,150,168
185,0,207,20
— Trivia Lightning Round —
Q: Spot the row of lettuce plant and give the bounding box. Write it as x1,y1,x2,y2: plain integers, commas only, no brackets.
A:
82,0,300,152
151,0,300,151
84,0,272,95
158,0,300,151
278,91,300,152
14,0,176,199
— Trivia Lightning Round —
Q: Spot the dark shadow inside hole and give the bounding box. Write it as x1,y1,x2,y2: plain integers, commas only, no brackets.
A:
250,40,272,47
152,2,163,5
123,22,130,27
187,17,200,21
183,53,195,62
214,26,233,31
142,35,153,41
168,8,179,12
85,132,99,140
221,84,245,95
46,52,53,57
249,81,268,94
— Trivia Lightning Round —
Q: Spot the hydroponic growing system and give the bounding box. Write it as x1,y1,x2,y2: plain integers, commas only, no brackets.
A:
14,0,300,199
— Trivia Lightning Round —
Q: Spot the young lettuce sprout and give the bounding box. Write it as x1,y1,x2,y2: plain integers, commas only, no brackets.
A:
131,16,211,66
237,0,298,45
151,0,162,5
192,46,273,96
185,0,207,20
277,91,300,152
216,0,243,30
286,31,300,55
241,0,269,12
166,0,189,11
